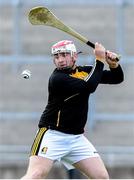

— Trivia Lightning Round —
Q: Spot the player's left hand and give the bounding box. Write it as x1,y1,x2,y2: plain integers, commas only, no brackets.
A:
106,50,119,68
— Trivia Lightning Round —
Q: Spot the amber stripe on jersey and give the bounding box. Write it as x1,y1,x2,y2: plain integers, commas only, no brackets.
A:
70,69,89,80
30,127,47,156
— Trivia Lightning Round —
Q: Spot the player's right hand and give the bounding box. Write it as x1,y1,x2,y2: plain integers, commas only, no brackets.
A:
94,42,106,63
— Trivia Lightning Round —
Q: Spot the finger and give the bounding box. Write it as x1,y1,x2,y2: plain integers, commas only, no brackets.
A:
106,51,117,61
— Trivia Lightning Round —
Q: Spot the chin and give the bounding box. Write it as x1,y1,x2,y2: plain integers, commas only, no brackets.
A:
61,66,72,70
59,65,67,69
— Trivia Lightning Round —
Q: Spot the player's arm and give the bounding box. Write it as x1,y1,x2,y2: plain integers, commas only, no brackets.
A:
50,60,104,95
100,51,124,84
50,42,106,94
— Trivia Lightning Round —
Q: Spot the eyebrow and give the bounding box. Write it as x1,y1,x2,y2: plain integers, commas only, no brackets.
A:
54,52,70,56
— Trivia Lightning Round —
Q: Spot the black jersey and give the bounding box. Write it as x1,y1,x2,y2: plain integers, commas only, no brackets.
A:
39,60,124,134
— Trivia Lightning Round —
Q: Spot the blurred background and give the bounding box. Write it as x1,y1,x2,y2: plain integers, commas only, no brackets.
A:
0,0,134,178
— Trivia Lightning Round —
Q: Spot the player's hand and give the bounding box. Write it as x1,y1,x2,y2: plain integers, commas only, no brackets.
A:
106,50,119,68
94,42,106,64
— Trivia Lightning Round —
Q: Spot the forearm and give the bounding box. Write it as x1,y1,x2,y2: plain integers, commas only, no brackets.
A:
101,64,124,84
84,60,104,92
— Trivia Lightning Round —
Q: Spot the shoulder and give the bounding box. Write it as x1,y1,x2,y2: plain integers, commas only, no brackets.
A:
49,68,67,83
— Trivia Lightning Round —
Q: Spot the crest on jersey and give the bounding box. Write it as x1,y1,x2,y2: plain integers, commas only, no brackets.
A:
41,147,48,154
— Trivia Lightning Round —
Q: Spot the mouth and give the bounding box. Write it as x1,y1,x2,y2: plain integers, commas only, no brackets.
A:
58,64,67,68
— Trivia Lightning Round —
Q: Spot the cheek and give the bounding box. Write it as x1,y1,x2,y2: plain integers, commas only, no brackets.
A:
66,58,73,65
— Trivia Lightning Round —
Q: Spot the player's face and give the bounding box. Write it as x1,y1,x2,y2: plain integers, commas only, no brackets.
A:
53,52,77,69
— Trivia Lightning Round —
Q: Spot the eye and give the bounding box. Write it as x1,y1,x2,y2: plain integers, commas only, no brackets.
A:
54,54,59,59
61,53,70,57
62,53,66,57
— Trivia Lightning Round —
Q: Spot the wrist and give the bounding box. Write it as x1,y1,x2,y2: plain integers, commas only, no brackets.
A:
96,58,105,64
109,63,119,68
